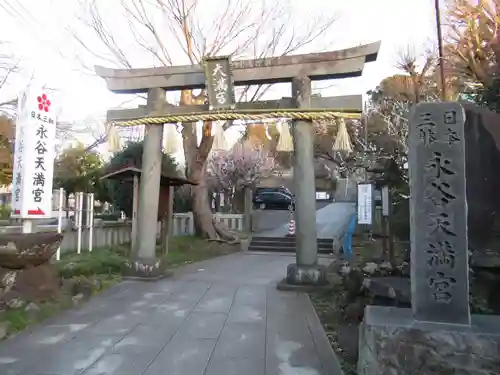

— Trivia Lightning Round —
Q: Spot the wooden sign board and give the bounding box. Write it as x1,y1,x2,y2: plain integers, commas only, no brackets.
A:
204,56,236,110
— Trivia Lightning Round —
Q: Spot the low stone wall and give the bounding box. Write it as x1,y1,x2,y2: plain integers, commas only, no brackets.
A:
0,213,245,254
173,212,244,236
60,223,133,253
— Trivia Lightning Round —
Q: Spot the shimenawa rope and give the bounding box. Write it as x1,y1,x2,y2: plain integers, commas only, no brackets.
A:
109,109,361,127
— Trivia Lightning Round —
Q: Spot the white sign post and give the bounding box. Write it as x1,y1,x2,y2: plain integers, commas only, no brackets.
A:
76,192,83,254
56,188,64,260
357,183,373,225
11,85,58,232
381,185,390,217
86,193,94,252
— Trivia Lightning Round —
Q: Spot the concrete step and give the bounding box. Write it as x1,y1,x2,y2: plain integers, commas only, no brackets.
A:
251,236,333,244
249,240,333,249
248,236,334,254
248,244,334,254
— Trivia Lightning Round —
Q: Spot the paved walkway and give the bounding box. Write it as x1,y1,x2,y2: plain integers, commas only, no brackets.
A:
0,252,342,375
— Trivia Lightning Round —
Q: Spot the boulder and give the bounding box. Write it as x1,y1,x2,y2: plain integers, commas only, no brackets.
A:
344,268,364,295
62,277,101,299
24,302,41,320
0,321,10,340
362,277,411,307
344,300,366,322
462,104,500,267
0,263,60,303
362,262,378,275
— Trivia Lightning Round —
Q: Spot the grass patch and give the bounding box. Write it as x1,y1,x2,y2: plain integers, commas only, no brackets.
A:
55,248,128,278
160,236,240,268
1,273,122,338
56,235,240,276
2,299,71,334
309,289,358,375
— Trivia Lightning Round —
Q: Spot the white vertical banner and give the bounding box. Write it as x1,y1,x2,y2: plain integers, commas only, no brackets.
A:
357,183,373,225
11,85,58,219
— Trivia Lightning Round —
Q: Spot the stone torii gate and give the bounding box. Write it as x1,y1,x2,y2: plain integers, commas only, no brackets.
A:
96,41,380,284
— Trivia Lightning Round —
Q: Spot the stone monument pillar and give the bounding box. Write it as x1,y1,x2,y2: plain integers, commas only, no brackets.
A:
284,76,326,286
357,102,500,374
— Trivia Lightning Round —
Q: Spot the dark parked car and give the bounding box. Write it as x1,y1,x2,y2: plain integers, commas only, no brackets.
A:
254,186,293,197
253,191,295,210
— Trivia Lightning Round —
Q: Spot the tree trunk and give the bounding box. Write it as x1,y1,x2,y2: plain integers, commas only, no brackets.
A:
180,91,239,242
190,172,218,238
64,194,70,218
243,187,253,233
232,188,245,213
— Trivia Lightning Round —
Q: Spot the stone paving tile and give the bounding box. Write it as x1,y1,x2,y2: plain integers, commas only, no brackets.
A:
205,357,266,375
0,356,26,375
143,335,217,375
83,312,143,336
20,333,123,375
212,321,266,359
0,253,342,375
110,323,178,353
265,336,324,375
233,285,267,305
178,312,227,339
194,284,237,314
226,303,266,324
82,351,159,375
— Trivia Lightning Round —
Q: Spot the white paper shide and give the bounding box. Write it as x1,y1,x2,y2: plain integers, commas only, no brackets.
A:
357,183,373,225
11,85,57,219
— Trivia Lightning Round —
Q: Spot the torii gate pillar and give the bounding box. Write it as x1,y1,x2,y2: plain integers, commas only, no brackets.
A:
127,88,165,279
286,76,327,285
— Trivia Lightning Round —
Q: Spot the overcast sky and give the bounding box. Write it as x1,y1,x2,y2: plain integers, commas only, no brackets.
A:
0,0,439,155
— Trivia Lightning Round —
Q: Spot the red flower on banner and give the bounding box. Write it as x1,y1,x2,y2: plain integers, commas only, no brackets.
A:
36,93,51,112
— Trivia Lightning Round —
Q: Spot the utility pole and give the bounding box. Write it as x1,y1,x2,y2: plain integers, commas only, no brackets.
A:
363,101,369,181
434,0,447,100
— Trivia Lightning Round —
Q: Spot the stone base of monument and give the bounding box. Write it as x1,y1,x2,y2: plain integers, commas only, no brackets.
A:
124,257,173,281
358,305,500,374
0,233,63,304
277,263,331,292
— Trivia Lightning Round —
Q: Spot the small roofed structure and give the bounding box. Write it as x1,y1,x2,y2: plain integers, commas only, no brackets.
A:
101,165,197,187
101,165,197,252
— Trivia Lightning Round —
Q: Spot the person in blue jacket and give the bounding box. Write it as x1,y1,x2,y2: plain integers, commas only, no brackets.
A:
343,213,357,258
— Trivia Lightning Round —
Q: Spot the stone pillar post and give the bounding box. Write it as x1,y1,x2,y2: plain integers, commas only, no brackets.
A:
243,187,253,232
131,173,139,255
285,76,326,286
128,88,165,279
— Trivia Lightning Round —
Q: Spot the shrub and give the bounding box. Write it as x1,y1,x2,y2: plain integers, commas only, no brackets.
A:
94,212,121,221
0,204,10,219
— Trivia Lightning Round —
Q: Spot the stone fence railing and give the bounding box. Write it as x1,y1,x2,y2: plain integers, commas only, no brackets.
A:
173,212,244,235
0,212,245,254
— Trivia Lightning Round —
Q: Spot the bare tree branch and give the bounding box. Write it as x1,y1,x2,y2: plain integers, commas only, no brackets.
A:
0,41,20,116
